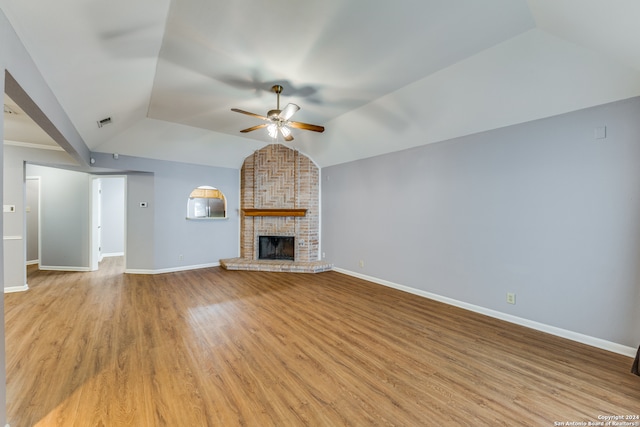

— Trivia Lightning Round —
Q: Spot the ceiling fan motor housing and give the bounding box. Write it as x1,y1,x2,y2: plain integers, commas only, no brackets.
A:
231,84,324,141
267,109,281,119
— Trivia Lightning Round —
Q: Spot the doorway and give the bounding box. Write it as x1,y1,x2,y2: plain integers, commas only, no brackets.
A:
91,176,126,271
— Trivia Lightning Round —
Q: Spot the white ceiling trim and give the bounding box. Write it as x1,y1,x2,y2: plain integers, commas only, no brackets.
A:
4,139,65,152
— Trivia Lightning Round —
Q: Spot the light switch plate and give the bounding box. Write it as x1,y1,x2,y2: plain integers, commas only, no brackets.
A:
594,126,606,139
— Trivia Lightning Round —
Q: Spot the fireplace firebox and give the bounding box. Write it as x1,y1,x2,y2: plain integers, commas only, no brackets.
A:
258,236,295,261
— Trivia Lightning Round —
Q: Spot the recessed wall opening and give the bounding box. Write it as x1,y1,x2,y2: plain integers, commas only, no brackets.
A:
258,236,294,261
186,186,227,219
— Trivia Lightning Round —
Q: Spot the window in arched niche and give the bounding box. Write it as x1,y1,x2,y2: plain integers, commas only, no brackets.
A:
186,186,227,219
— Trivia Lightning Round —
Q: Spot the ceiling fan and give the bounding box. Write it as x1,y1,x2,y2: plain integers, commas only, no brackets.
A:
231,85,324,141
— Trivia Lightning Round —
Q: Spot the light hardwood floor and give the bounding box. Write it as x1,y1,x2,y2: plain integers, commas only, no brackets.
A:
5,257,639,426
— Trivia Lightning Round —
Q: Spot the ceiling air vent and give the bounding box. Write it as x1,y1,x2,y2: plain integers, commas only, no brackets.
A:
97,117,113,128
3,104,18,115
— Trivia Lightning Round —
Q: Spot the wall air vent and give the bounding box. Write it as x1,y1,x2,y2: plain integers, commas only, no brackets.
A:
97,117,112,128
3,104,18,115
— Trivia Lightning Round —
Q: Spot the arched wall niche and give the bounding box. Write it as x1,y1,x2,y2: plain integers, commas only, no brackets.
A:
186,185,227,219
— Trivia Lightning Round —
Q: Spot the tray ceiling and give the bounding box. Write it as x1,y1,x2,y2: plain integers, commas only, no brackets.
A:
2,0,640,167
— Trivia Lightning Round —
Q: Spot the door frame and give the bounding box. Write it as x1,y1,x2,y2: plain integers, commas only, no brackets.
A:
25,176,41,267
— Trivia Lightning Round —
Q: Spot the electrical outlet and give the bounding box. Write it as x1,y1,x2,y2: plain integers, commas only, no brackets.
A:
506,292,516,305
179,254,184,261
359,260,365,268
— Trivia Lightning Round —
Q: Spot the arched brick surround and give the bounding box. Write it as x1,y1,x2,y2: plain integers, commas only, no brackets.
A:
240,144,319,262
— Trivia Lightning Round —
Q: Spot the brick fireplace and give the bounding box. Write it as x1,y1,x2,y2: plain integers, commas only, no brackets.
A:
221,144,332,273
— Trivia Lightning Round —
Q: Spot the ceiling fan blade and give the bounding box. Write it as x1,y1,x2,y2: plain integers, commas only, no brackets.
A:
281,129,294,142
289,121,325,133
278,103,300,121
231,108,268,120
240,123,268,133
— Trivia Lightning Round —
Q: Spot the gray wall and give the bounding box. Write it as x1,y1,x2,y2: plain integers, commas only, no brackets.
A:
8,150,237,274
22,155,239,273
27,164,90,269
100,177,125,256
26,177,39,262
4,145,78,284
92,152,240,271
125,172,155,270
322,96,640,349
3,147,26,287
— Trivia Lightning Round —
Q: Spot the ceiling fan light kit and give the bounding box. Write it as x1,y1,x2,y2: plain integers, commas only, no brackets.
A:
231,85,324,142
267,123,278,138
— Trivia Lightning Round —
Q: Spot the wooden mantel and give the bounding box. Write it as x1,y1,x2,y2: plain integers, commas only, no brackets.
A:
242,208,307,217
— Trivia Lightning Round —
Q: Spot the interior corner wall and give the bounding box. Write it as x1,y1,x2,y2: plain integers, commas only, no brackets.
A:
4,147,87,283
26,164,90,269
321,96,640,350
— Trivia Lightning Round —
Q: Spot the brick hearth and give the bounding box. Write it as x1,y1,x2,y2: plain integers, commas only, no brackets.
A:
220,258,332,273
220,144,332,273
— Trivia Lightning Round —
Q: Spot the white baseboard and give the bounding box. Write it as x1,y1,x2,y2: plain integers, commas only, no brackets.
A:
39,265,91,272
125,262,220,275
101,252,124,258
26,259,39,265
333,267,637,358
4,284,29,293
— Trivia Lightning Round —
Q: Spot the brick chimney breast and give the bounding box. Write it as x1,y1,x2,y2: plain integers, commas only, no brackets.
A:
240,144,319,262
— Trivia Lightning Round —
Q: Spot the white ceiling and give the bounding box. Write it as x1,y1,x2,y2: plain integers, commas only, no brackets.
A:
2,0,640,168
3,94,62,150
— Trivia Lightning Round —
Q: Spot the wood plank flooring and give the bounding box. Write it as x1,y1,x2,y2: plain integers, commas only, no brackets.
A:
5,257,639,426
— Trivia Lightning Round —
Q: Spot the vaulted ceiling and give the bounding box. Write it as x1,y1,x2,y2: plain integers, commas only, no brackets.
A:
2,0,640,168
